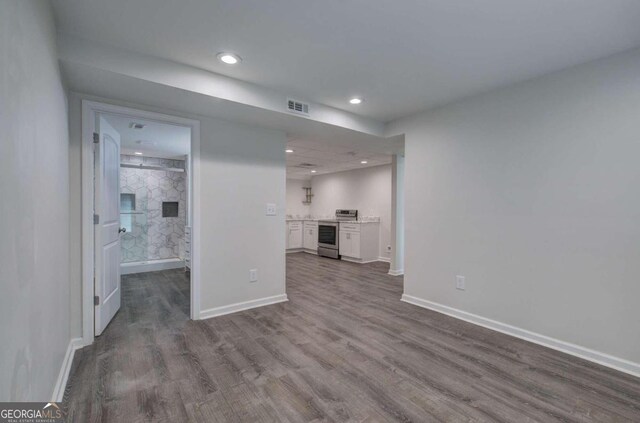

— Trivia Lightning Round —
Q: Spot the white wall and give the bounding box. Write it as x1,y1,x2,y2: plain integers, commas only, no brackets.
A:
199,119,287,312
387,48,640,366
0,0,70,401
286,178,311,217
310,165,392,261
68,94,84,340
390,155,405,274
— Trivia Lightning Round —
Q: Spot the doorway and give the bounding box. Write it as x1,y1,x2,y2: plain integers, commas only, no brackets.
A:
81,101,201,344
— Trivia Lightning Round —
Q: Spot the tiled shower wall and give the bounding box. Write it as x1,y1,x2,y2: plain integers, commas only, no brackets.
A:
120,155,187,263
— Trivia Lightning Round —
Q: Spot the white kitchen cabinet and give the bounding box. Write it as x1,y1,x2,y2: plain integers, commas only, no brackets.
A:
286,221,303,250
339,222,379,263
339,230,361,258
303,221,318,252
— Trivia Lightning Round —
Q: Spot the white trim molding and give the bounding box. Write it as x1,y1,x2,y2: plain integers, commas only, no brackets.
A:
294,250,388,262
200,294,288,320
286,249,304,254
341,256,379,264
388,269,404,276
51,338,84,402
401,294,640,378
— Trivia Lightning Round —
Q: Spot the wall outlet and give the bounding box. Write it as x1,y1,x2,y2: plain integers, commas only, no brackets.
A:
249,269,258,282
266,203,277,216
456,275,465,290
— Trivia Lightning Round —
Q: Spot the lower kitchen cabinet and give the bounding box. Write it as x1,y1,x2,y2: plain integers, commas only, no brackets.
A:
286,221,303,250
339,230,360,258
303,221,318,252
339,222,379,263
287,220,378,263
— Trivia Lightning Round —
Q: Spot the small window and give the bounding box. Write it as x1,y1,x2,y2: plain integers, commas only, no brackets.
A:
162,201,179,217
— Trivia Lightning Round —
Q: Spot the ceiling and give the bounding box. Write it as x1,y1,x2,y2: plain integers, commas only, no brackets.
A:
53,0,640,122
286,139,392,180
103,114,190,159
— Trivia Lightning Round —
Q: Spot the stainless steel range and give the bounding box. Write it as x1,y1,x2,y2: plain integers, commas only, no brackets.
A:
317,209,358,259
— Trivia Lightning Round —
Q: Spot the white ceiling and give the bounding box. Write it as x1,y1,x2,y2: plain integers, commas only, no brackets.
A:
103,114,190,159
286,138,392,180
53,0,640,122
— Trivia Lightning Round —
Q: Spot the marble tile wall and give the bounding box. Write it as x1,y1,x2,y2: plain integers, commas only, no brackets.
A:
120,155,187,263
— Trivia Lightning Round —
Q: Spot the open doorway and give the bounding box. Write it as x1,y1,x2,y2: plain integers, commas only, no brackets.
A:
81,101,200,344
284,137,404,273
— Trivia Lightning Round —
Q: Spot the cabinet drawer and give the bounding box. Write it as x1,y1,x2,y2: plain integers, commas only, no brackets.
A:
304,221,318,228
339,223,360,232
288,222,302,229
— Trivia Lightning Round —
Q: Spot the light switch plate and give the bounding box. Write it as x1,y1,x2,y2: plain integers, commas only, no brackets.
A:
266,203,277,216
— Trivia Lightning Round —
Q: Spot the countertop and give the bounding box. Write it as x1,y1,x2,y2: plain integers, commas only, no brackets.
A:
286,217,380,223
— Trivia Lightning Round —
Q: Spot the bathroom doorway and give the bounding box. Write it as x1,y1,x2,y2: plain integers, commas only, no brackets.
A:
82,101,200,343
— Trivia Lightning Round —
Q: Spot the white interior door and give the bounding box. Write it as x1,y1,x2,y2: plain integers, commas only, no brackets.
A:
94,116,122,336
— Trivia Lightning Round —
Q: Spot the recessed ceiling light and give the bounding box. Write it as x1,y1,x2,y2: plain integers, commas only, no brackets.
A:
361,160,368,164
311,170,317,173
217,52,241,65
285,149,294,153
349,98,363,105
134,152,143,155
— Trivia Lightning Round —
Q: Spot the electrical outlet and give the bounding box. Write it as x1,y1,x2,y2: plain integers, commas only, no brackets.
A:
249,269,258,282
456,275,465,290
266,203,276,216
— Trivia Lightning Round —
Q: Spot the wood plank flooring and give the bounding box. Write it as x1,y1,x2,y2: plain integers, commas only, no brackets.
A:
63,253,640,422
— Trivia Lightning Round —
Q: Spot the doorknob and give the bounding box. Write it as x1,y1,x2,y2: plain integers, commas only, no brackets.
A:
119,227,127,234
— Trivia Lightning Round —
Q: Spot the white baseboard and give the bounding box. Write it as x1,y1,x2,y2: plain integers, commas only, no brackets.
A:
401,294,640,378
341,256,379,264
199,294,288,320
388,269,404,276
292,250,387,263
51,337,84,402
121,258,184,275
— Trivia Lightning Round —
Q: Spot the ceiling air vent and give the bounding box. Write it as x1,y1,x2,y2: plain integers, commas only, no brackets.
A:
295,162,316,168
287,98,310,116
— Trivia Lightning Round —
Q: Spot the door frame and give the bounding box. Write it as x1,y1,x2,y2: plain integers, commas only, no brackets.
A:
81,100,201,346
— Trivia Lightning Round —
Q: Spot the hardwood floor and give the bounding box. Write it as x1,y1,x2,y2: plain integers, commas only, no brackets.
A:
64,253,640,422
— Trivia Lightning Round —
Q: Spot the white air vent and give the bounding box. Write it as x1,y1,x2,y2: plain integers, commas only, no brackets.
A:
287,98,310,116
